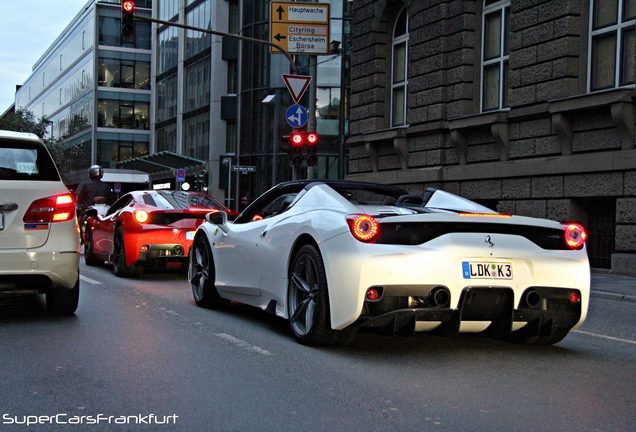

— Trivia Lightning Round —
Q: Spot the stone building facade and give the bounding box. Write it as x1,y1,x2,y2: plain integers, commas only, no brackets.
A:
346,0,636,274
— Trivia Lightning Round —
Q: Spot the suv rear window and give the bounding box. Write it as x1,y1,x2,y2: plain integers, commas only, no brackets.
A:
0,139,59,181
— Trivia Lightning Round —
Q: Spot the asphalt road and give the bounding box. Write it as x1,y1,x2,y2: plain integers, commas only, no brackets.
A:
1,262,635,432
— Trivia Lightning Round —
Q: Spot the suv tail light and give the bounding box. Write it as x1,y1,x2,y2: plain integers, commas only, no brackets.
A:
346,214,380,242
23,194,75,223
563,223,587,249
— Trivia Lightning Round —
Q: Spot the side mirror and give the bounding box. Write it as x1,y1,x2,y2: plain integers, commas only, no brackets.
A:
206,210,227,226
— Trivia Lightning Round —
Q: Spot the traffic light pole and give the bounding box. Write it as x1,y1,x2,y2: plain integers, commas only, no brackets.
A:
132,15,296,74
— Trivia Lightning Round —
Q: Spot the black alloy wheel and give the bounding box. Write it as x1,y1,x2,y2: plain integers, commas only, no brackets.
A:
84,228,100,266
113,226,142,278
288,244,356,346
189,235,228,308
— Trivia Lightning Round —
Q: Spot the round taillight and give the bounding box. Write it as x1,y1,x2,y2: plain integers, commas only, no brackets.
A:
569,291,581,304
366,288,380,301
564,223,587,249
134,210,149,223
347,215,380,242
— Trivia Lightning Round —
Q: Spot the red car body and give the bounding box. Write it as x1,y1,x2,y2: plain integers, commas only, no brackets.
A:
83,190,235,277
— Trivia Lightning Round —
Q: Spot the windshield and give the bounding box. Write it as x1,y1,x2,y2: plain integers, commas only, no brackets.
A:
146,191,226,210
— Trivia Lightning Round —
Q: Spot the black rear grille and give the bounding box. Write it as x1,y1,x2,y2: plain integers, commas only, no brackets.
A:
148,213,205,225
377,222,568,250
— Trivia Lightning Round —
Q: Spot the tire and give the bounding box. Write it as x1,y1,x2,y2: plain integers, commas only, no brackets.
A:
112,226,143,278
189,235,228,308
287,244,356,346
46,273,80,315
84,229,101,266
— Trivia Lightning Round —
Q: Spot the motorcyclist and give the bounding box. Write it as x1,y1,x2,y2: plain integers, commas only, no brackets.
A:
75,165,115,216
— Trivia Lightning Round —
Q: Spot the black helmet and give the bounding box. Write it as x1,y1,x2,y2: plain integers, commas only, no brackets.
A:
88,165,104,180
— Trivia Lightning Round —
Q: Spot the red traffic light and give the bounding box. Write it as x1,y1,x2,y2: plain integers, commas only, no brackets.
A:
307,132,318,145
290,132,304,147
122,0,135,12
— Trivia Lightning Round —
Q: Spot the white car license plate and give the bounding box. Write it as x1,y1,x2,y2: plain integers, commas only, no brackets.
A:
462,262,513,280
186,231,195,240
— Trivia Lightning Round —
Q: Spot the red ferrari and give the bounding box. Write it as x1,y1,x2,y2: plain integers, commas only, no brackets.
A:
83,190,236,277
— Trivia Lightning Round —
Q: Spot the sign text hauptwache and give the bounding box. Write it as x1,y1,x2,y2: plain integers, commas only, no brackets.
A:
270,2,330,55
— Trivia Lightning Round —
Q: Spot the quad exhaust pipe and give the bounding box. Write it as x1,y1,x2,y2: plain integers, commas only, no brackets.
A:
524,289,541,308
429,286,451,308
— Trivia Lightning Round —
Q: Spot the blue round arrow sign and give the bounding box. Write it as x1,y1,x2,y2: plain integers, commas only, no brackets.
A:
285,104,308,129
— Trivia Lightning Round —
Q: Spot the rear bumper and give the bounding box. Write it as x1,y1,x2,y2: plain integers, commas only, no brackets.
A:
136,243,187,262
0,250,79,291
122,227,194,267
320,231,590,330
358,286,582,337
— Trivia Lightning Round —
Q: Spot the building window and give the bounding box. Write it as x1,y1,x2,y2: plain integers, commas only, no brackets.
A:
98,58,150,90
97,100,150,130
589,0,636,91
481,0,509,111
82,30,86,50
391,8,408,127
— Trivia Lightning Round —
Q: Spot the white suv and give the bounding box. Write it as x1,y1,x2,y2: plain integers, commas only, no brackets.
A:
0,130,79,314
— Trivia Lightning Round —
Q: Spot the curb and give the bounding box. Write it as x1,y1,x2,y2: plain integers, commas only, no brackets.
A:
591,290,636,304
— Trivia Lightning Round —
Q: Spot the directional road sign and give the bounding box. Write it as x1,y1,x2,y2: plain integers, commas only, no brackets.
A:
231,165,256,173
270,2,330,55
176,168,186,182
286,104,308,128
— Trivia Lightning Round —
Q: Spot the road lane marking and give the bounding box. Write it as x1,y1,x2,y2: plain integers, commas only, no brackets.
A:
158,307,273,356
79,275,102,285
573,330,636,346
215,332,273,356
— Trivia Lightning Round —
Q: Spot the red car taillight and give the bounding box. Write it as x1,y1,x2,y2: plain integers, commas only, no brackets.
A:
563,223,587,249
346,215,380,242
23,193,75,223
134,209,149,223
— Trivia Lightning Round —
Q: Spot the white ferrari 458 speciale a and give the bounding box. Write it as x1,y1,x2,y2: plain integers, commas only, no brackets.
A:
189,180,589,346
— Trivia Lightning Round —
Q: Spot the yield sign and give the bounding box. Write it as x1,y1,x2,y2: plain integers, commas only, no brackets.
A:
282,73,312,104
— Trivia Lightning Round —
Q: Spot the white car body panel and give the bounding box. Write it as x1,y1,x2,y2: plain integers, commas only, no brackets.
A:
0,131,79,291
196,181,590,337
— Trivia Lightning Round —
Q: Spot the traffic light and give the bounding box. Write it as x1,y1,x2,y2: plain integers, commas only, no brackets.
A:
289,131,304,168
194,171,208,191
121,1,135,41
306,132,318,166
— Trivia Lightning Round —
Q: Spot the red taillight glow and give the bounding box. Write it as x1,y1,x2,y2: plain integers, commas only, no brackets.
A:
459,212,512,218
366,288,380,301
23,193,75,223
346,214,380,242
569,291,581,304
563,223,587,249
134,210,149,223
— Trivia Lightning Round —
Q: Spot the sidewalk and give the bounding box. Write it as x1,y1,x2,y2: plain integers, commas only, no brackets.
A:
591,270,636,303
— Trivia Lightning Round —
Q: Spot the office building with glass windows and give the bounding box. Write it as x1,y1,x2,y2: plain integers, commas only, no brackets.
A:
15,0,152,183
150,0,351,207
151,0,237,199
347,0,636,274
